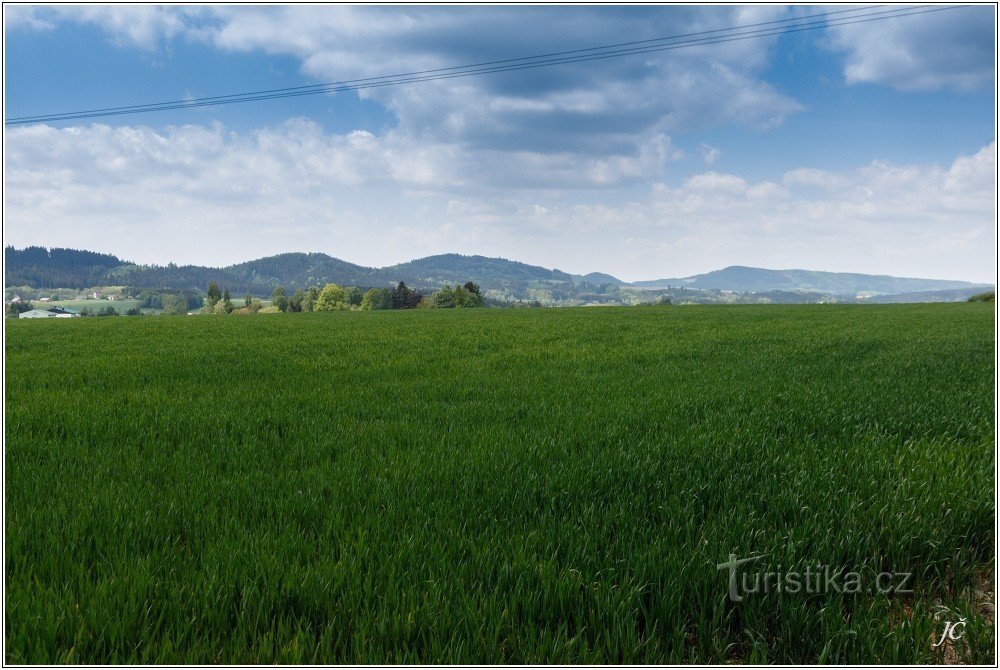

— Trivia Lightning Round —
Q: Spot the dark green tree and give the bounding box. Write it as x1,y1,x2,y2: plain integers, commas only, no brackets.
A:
391,282,421,309
289,289,305,312
206,282,222,309
271,286,289,312
5,300,33,316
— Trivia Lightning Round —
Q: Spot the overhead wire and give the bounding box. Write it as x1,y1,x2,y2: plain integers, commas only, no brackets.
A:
5,5,969,126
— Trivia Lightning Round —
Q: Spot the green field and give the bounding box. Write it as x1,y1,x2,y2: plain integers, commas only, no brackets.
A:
4,304,995,663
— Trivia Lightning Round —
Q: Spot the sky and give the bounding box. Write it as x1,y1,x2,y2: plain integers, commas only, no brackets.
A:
3,4,996,282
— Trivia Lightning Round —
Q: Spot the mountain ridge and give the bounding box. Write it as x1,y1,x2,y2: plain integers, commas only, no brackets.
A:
4,246,989,301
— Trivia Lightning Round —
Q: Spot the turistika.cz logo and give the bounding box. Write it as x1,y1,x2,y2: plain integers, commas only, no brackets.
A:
716,553,913,602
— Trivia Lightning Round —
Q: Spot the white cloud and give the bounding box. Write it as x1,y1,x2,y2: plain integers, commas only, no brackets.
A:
4,121,994,283
827,6,995,92
6,5,805,157
699,143,722,166
6,5,195,49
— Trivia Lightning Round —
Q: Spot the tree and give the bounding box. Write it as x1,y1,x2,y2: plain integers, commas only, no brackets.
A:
429,283,482,308
271,286,289,312
968,291,995,303
360,287,392,310
206,282,222,309
6,300,33,316
243,293,252,308
222,289,234,314
391,282,421,309
314,283,347,311
432,286,457,308
345,286,364,307
458,284,483,307
289,289,306,313
162,293,187,315
302,286,319,313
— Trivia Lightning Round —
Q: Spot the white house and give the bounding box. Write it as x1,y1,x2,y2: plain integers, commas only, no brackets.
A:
47,306,80,318
19,309,55,318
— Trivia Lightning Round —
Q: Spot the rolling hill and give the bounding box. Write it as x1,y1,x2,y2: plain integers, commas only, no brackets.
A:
632,265,982,296
5,247,990,303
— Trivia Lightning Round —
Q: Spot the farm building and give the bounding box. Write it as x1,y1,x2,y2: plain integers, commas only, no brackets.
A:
47,307,80,317
19,310,56,318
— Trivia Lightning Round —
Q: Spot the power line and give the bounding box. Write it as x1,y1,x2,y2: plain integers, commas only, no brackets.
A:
5,5,955,125
5,5,968,126
7,4,886,121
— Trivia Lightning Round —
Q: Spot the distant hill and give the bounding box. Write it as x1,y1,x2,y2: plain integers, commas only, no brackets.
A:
633,265,980,296
5,246,129,289
570,272,625,285
862,286,995,303
382,253,574,287
5,247,989,304
5,248,577,295
228,253,381,290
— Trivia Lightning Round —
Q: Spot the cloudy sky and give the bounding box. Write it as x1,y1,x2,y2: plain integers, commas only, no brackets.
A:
4,4,996,281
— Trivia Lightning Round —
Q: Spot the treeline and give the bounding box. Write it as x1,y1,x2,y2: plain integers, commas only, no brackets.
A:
204,281,484,315
5,246,125,289
122,287,203,312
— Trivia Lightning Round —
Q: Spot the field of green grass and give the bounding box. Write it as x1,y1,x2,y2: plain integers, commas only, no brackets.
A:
4,304,995,663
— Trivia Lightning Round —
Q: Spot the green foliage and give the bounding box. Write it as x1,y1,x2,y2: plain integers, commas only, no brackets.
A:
271,286,289,313
289,289,306,313
302,286,319,313
206,282,222,309
5,245,125,289
360,287,392,310
344,286,364,307
160,294,188,316
430,282,484,308
314,283,348,311
967,290,994,302
431,285,457,308
6,300,33,316
4,305,995,664
390,281,421,309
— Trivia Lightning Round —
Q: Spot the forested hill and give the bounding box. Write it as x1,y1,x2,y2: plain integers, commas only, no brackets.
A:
384,254,575,286
4,246,127,289
5,246,987,299
632,265,980,295
4,247,594,294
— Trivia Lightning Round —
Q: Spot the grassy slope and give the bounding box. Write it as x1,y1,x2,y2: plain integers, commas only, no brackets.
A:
4,304,995,663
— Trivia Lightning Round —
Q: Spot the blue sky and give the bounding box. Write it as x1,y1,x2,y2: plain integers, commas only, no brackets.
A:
4,5,996,281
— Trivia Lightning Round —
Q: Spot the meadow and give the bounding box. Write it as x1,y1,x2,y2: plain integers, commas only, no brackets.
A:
4,304,995,663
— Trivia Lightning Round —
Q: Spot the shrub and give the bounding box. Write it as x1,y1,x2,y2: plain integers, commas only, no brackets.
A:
967,291,995,303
